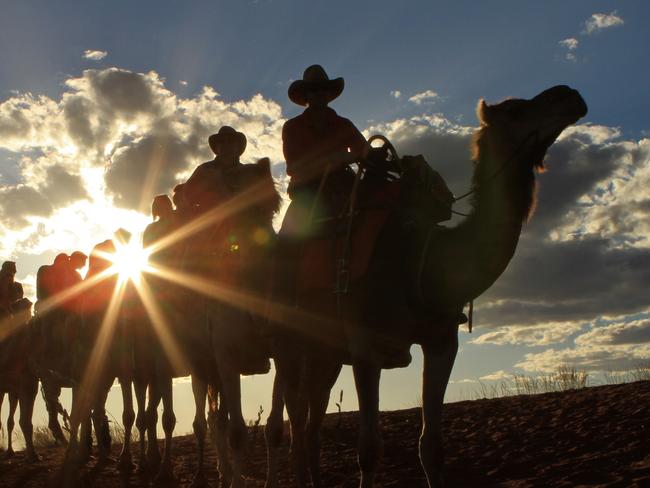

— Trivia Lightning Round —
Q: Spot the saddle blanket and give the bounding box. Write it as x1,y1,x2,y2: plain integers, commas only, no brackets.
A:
297,182,400,291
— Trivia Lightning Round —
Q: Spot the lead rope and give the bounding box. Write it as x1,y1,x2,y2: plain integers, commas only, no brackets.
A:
335,164,364,314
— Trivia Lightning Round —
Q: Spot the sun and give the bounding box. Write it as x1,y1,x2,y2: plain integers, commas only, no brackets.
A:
110,237,151,284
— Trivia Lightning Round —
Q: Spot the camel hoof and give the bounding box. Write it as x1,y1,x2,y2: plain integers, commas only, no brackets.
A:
135,457,149,475
190,471,208,488
117,453,134,472
146,450,162,472
230,478,246,488
154,463,177,485
25,451,41,463
3,449,15,460
96,453,117,468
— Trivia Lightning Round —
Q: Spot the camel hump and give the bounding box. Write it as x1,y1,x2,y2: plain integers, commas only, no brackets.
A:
400,154,454,223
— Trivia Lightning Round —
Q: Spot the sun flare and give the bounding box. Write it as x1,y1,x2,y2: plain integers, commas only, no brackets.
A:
109,238,151,284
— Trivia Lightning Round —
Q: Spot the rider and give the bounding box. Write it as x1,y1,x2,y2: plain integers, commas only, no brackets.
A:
277,65,368,302
183,126,279,272
182,127,278,374
143,194,180,293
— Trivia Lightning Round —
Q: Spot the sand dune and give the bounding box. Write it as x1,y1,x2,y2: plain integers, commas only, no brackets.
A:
1,380,648,487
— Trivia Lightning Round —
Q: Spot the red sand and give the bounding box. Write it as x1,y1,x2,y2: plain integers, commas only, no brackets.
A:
1,380,648,487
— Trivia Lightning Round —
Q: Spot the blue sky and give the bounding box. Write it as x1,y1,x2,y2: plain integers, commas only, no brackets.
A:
1,1,649,440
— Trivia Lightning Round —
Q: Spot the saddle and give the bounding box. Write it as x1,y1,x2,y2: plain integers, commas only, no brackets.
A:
296,139,454,293
297,181,401,291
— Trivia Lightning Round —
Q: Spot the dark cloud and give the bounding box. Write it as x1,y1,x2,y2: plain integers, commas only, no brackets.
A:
0,100,32,140
105,132,200,209
0,185,52,228
528,139,643,237
63,95,95,149
42,165,88,206
88,68,160,118
479,236,650,326
0,166,88,228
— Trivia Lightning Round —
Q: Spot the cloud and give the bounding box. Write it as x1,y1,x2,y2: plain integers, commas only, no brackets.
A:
179,80,188,86
472,322,586,346
559,38,579,51
575,319,650,346
83,49,108,61
390,90,401,99
559,38,579,62
479,370,512,382
515,318,650,373
408,90,438,105
0,185,53,228
0,67,285,256
584,12,624,35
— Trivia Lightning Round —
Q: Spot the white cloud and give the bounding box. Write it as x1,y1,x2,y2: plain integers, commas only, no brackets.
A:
449,378,477,384
584,12,624,35
479,370,512,382
471,322,586,346
179,80,189,86
559,38,579,62
390,90,401,99
0,67,285,257
559,38,579,51
575,319,650,346
408,90,438,105
82,49,108,61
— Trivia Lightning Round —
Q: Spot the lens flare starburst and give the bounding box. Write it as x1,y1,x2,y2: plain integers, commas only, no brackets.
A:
109,238,151,284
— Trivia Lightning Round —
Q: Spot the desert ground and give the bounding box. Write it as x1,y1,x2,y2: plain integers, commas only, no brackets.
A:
1,380,648,487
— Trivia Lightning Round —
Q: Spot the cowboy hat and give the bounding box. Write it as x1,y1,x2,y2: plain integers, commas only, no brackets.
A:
288,64,344,106
208,126,247,156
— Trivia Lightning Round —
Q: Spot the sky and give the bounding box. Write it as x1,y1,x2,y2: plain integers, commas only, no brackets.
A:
1,0,649,441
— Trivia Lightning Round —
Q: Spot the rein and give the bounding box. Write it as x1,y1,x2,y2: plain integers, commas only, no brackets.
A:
452,129,540,203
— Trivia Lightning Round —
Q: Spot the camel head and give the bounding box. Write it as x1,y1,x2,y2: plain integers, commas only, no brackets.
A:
475,85,587,170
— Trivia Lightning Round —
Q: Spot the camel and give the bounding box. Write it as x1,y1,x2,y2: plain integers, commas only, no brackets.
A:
0,302,39,461
265,85,588,487
171,157,280,488
121,193,234,486
63,242,138,471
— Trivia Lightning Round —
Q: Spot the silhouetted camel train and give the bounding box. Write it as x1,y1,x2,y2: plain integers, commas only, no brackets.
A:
0,68,586,488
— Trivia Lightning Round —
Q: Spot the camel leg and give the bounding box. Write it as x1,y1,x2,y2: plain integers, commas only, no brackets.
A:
146,380,162,471
264,369,285,488
191,375,209,487
4,392,18,458
276,348,309,488
215,387,232,488
0,394,3,452
133,377,148,473
19,378,40,462
154,376,177,483
65,386,81,463
118,377,135,471
420,333,458,488
307,359,342,488
218,363,247,488
43,382,67,445
353,362,383,488
91,381,113,463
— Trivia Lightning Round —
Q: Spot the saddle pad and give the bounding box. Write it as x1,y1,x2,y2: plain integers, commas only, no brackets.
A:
297,182,400,291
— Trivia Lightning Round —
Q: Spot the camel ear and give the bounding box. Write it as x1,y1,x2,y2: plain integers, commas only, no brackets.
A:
477,99,490,125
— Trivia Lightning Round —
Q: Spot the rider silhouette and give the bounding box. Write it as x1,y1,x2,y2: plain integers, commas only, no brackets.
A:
281,64,368,237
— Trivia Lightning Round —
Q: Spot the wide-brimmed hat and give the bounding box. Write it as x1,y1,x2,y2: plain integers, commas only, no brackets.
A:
288,64,344,106
208,126,247,156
